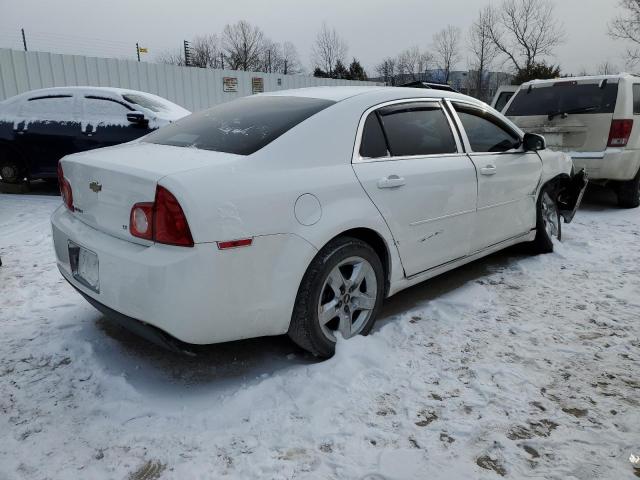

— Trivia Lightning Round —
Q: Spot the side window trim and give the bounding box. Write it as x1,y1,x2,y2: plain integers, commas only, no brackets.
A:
353,99,463,163
446,99,523,155
84,95,134,111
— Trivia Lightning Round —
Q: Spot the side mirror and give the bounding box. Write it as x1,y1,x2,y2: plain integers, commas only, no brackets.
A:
523,132,546,151
127,111,147,125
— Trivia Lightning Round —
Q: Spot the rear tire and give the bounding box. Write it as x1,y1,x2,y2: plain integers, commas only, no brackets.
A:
0,149,26,184
616,169,640,208
288,236,384,358
532,188,562,254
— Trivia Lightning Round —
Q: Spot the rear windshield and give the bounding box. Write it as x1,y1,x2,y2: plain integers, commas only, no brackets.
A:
505,82,619,117
143,96,335,155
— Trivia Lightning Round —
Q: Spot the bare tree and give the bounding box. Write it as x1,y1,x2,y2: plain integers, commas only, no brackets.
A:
609,0,640,64
597,60,620,75
375,57,397,85
222,20,265,71
396,46,433,80
433,25,461,83
156,48,186,66
468,7,501,100
191,34,223,69
487,0,565,75
311,22,348,76
281,41,302,74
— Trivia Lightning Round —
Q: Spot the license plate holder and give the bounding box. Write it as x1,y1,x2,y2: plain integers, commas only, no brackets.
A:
68,240,100,293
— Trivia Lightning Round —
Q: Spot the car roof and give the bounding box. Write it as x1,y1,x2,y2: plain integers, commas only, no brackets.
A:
262,85,486,107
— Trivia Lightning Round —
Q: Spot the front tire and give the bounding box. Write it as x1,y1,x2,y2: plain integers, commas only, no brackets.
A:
288,237,384,358
532,189,561,254
616,169,640,208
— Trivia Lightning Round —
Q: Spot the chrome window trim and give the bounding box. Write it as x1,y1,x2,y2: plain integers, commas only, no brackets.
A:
352,98,464,164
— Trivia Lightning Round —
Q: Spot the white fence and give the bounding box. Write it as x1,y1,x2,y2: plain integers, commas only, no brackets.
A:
0,48,383,111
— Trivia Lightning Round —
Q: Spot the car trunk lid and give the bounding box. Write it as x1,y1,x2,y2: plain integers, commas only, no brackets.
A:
61,142,239,244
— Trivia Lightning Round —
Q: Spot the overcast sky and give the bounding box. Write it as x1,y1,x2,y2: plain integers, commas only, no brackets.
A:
0,0,630,76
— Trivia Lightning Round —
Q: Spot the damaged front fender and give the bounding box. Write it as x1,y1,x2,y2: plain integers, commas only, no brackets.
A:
557,169,588,224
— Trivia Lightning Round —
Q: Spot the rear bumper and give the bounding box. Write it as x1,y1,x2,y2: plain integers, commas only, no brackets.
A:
571,149,640,181
51,205,317,345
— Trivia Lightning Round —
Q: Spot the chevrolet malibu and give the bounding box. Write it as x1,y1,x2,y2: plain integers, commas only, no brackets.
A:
51,87,587,357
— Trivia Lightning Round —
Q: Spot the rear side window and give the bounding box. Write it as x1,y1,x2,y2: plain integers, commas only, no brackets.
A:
506,82,619,117
377,103,457,156
633,85,640,115
122,93,169,113
360,113,388,158
21,95,74,120
494,92,514,112
454,105,521,153
144,96,334,155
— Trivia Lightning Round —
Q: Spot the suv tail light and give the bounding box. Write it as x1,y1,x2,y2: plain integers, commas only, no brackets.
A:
607,119,633,147
129,185,194,247
57,162,74,211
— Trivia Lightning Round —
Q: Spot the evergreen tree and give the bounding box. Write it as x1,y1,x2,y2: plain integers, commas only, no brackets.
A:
348,58,368,81
332,60,349,79
513,62,561,84
313,67,329,78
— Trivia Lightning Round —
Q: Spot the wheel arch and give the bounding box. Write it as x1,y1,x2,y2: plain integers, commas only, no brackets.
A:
0,140,29,176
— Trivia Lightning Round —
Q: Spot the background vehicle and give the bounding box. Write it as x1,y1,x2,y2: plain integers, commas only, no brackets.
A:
51,87,586,357
400,81,459,92
0,87,190,184
491,85,519,113
505,74,640,207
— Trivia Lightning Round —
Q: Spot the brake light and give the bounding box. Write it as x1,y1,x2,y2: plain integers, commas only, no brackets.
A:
129,185,194,247
57,162,74,211
608,119,633,147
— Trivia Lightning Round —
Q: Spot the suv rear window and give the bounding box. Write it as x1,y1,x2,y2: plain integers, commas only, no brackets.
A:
143,96,335,155
506,82,619,117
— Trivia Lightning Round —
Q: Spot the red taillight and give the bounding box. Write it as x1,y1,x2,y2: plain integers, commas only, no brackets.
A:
129,185,194,247
57,162,74,211
608,119,633,147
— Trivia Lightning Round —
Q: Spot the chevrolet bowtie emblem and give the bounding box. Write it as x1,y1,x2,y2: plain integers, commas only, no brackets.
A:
89,181,102,193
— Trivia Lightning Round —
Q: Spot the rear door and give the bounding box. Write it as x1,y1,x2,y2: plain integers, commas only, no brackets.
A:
450,101,541,251
505,79,619,152
15,94,80,177
352,100,478,277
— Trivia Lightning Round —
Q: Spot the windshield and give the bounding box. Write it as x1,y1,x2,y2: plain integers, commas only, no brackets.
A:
505,82,619,117
122,93,173,112
143,96,335,156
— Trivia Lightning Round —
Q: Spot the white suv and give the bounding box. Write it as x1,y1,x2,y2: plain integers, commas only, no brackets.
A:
505,74,640,207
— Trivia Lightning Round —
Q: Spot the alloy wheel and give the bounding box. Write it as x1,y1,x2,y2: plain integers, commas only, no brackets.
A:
317,256,378,341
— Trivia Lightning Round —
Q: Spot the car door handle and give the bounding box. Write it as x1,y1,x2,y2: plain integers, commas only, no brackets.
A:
480,165,497,176
377,175,406,189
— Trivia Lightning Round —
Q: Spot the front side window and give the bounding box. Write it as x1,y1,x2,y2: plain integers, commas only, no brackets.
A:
21,95,74,120
494,92,514,112
84,97,132,117
144,96,335,156
122,93,170,113
377,103,457,157
454,105,521,153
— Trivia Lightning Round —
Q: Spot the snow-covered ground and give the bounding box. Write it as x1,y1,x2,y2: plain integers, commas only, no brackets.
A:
1,188,639,480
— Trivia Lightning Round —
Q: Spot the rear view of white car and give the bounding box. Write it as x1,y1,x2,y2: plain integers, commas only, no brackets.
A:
506,74,640,207
51,87,587,357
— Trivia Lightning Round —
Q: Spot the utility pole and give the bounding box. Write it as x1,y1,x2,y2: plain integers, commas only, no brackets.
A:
267,49,271,73
136,43,140,62
284,59,288,75
220,52,224,69
21,28,27,52
183,40,191,67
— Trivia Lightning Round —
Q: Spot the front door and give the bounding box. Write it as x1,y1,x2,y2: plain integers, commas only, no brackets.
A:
450,101,542,251
352,101,478,277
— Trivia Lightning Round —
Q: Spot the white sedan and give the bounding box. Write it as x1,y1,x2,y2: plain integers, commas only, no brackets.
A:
51,87,587,357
